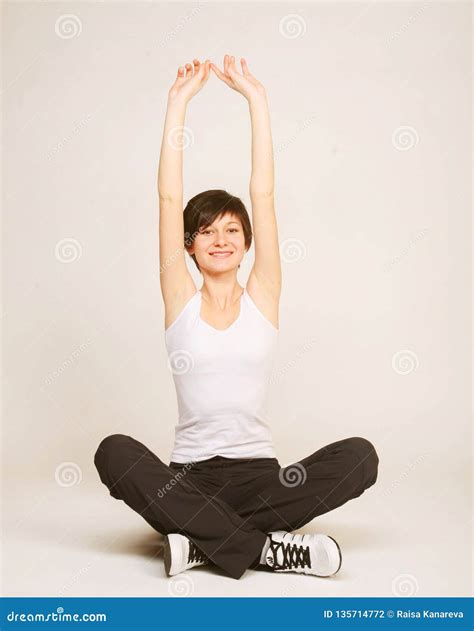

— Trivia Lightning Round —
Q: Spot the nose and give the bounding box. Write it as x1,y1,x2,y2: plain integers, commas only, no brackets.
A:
214,234,228,246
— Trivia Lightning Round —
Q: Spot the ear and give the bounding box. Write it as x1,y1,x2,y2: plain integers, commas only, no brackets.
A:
184,237,194,256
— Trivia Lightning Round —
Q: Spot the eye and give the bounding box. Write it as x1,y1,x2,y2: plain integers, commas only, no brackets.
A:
229,228,238,232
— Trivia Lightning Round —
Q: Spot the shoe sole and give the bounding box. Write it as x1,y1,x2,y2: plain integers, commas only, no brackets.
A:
310,535,342,578
325,535,342,577
163,535,172,576
164,533,191,576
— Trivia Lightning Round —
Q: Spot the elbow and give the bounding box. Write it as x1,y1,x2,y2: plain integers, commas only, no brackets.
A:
158,190,181,203
250,188,274,199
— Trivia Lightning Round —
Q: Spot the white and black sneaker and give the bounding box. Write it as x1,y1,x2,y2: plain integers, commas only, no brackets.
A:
262,530,342,577
163,533,209,576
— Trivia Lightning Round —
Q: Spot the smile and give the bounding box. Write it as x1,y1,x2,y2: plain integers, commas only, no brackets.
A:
209,252,233,258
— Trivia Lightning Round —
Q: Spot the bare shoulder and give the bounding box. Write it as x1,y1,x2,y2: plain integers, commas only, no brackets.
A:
163,272,198,330
246,270,281,330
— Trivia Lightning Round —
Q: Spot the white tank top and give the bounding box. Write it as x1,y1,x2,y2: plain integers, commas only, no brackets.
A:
164,287,279,463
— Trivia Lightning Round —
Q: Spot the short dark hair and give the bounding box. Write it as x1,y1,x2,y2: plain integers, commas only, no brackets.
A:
183,189,252,272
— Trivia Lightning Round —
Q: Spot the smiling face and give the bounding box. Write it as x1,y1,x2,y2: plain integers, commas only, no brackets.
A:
190,212,247,272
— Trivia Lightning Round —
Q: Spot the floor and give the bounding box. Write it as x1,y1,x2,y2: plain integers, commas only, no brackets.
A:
2,471,471,598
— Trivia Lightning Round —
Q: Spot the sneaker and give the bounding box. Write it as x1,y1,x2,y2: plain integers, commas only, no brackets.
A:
263,530,342,577
163,533,209,576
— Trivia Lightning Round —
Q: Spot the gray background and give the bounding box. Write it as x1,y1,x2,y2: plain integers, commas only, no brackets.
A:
2,1,472,597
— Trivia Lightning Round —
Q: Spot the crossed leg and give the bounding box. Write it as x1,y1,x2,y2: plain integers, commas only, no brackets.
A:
94,434,269,579
233,437,379,536
94,434,379,579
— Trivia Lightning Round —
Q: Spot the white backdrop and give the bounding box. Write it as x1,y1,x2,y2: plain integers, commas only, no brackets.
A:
3,1,471,597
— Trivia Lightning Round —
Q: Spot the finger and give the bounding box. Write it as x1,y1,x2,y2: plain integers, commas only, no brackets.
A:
211,62,227,82
185,63,193,77
195,58,205,77
202,59,211,80
211,65,234,89
225,54,234,74
241,57,251,76
176,66,186,79
225,54,234,76
227,55,239,77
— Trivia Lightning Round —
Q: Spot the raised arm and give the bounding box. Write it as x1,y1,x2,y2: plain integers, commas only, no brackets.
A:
210,56,281,302
247,89,281,300
157,59,210,318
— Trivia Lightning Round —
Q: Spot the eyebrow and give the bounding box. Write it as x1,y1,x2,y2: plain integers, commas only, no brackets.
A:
205,221,240,228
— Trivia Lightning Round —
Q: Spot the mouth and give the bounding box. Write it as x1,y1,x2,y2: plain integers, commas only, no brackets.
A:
209,252,233,258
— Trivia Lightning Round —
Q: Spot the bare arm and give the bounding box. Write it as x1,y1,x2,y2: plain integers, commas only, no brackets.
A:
248,91,281,300
157,99,186,200
158,96,186,302
210,56,281,300
248,92,274,196
157,59,210,310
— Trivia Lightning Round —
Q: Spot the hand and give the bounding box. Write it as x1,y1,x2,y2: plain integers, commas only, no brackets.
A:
168,59,211,105
210,55,266,102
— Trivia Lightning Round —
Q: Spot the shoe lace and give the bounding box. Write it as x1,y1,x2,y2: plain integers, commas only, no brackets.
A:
188,539,208,564
267,535,311,570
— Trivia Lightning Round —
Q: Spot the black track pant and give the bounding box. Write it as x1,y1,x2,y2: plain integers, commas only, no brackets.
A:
94,435,379,580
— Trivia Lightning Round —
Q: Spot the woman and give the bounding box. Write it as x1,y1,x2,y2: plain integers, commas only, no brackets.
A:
94,55,379,581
